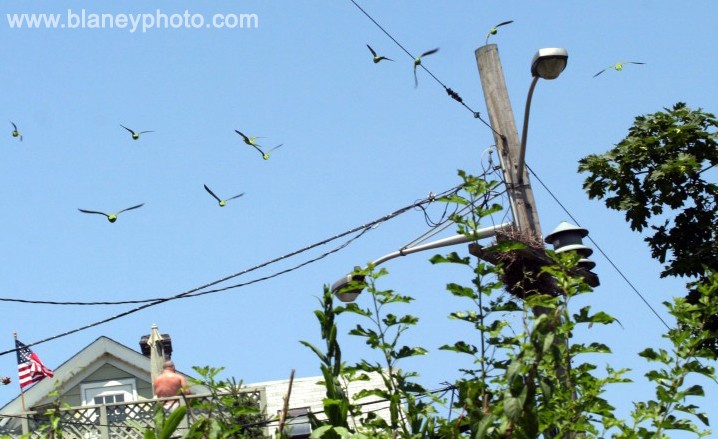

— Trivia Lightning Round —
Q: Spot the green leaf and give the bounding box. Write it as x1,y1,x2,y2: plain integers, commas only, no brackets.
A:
542,333,555,355
343,303,372,318
160,406,187,439
429,252,471,265
573,306,617,327
683,384,705,397
696,411,710,426
439,341,477,355
571,342,612,355
638,348,660,361
300,340,329,364
446,282,477,299
476,413,497,438
393,346,428,359
310,425,334,438
503,393,525,422
333,426,351,438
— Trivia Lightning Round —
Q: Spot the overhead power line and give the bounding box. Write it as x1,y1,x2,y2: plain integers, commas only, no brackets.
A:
0,184,463,356
347,0,500,137
525,164,672,330
0,185,464,308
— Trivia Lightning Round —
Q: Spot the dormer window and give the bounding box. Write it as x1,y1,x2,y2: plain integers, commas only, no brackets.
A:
81,378,138,406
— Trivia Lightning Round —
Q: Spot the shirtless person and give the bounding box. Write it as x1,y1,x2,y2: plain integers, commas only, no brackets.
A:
153,360,190,399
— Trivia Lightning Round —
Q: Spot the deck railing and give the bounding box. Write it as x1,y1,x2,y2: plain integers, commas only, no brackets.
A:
0,389,265,439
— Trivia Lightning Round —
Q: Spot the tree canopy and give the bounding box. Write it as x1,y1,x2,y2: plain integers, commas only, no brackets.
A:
578,102,718,279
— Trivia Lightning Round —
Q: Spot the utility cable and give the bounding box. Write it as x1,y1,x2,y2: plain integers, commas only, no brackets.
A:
403,202,474,251
479,146,512,228
0,186,461,356
527,165,718,389
526,164,672,330
347,0,501,137
401,178,506,251
0,231,369,356
0,185,462,308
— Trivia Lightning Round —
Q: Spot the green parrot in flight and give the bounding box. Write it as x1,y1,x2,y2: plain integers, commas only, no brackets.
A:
78,203,144,223
367,44,393,63
485,20,514,45
121,124,154,140
413,48,439,88
203,184,245,207
593,61,645,77
10,121,22,141
235,130,283,160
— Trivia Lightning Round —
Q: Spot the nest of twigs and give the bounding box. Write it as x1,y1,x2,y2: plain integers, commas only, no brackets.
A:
483,226,557,299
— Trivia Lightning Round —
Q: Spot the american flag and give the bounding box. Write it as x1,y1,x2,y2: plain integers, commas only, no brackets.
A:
16,340,53,389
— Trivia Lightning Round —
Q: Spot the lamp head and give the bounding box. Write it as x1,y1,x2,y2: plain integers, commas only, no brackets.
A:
331,273,366,303
531,48,568,80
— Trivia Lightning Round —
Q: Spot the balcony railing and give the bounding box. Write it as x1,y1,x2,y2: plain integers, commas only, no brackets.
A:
0,389,265,439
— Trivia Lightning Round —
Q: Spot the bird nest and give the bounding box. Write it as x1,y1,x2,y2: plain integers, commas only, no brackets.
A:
477,226,558,299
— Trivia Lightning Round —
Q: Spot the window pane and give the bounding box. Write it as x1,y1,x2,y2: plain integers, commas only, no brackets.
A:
285,414,311,438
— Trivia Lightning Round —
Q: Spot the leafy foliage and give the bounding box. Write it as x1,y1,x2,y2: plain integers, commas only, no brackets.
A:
300,285,364,439
343,266,438,438
129,404,188,439
578,102,718,279
16,167,718,439
301,169,714,438
609,272,718,438
32,390,68,439
186,366,270,438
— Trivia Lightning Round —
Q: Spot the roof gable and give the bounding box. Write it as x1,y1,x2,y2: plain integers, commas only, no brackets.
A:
0,336,191,414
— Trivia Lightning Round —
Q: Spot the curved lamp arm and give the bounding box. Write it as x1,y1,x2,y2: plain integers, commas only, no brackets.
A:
332,222,512,302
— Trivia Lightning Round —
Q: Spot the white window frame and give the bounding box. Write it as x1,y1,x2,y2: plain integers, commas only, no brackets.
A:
80,378,138,406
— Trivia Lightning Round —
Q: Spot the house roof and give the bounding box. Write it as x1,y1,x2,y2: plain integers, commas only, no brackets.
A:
0,335,196,415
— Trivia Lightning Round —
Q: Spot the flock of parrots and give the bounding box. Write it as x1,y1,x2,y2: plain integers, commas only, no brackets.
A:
7,121,283,223
8,20,644,223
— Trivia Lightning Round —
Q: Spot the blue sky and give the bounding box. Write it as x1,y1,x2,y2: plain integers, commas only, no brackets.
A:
1,0,716,430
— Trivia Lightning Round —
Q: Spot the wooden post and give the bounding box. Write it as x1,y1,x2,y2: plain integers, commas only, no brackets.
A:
99,404,109,439
475,44,543,240
475,44,564,439
277,369,295,438
20,413,29,435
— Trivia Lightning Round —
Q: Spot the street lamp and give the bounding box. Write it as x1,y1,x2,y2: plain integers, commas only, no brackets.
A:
331,223,512,302
517,48,569,184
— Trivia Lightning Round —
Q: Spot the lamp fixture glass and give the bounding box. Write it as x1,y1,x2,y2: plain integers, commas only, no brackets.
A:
530,48,568,80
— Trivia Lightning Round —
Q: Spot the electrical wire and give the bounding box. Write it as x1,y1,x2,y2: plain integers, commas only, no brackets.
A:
402,161,509,252
525,164,672,330
528,165,718,389
485,151,513,228
477,146,512,229
402,202,473,251
347,0,501,137
414,193,457,228
445,382,456,422
0,186,462,356
0,185,462,308
401,187,504,252
0,231,369,356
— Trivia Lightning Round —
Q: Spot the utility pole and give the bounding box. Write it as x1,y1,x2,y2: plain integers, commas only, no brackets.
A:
474,45,594,439
472,44,598,288
474,44,543,240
